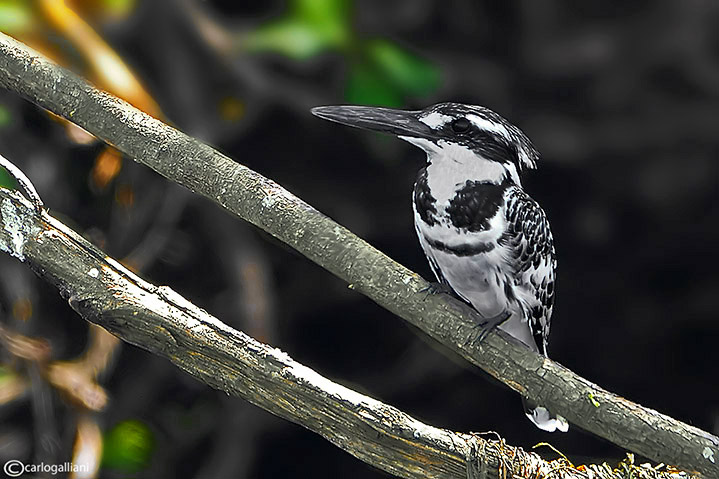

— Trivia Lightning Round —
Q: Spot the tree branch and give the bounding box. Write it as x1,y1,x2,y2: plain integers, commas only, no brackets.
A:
0,32,716,476
0,187,694,479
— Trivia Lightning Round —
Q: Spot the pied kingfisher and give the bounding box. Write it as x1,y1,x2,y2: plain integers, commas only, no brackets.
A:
311,102,568,433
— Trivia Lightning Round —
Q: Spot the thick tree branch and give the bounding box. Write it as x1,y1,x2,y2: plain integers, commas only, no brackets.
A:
0,187,694,479
0,32,716,476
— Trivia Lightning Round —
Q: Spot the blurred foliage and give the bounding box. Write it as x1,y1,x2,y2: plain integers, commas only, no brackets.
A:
0,365,25,405
244,0,350,59
0,166,18,190
87,0,137,18
346,39,440,107
0,103,16,189
0,103,12,127
101,419,155,473
0,0,137,34
244,0,440,106
0,0,33,34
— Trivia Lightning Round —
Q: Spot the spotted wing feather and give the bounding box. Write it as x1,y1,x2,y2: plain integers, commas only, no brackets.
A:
500,187,556,355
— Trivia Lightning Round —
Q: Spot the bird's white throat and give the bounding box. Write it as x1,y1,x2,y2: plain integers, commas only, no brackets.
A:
403,138,520,204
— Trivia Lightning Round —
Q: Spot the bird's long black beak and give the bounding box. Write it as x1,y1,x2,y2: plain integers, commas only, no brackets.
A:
311,105,433,138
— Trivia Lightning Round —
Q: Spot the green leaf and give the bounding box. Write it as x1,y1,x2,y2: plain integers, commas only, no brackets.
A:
244,0,350,59
0,103,12,128
0,366,20,389
345,60,403,107
345,40,441,107
0,0,34,34
367,39,440,97
245,19,334,60
101,420,154,473
292,0,350,29
0,167,18,190
99,0,137,17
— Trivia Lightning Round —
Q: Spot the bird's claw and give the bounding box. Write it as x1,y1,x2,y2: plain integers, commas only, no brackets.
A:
418,283,509,344
473,310,512,344
419,281,455,300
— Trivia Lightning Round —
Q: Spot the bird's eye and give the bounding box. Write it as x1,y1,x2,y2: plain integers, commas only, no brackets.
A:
451,118,471,133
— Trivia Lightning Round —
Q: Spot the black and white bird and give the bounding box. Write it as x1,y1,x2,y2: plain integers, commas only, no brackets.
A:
311,102,568,433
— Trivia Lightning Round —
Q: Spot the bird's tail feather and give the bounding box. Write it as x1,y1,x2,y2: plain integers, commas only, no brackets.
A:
522,397,569,433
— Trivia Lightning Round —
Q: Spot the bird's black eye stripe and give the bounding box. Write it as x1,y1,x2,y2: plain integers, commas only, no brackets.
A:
451,118,471,133
473,131,519,165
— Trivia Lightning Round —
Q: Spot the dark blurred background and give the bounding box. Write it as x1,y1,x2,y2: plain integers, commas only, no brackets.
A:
0,0,717,477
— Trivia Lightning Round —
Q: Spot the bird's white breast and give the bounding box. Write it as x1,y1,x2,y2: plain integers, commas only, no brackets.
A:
415,207,507,311
413,178,539,351
415,215,537,349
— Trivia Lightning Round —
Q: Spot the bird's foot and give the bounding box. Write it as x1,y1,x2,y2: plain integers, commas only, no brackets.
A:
473,310,512,344
419,281,455,300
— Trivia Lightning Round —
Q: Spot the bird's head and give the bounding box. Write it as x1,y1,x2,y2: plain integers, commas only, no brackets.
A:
312,102,539,185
